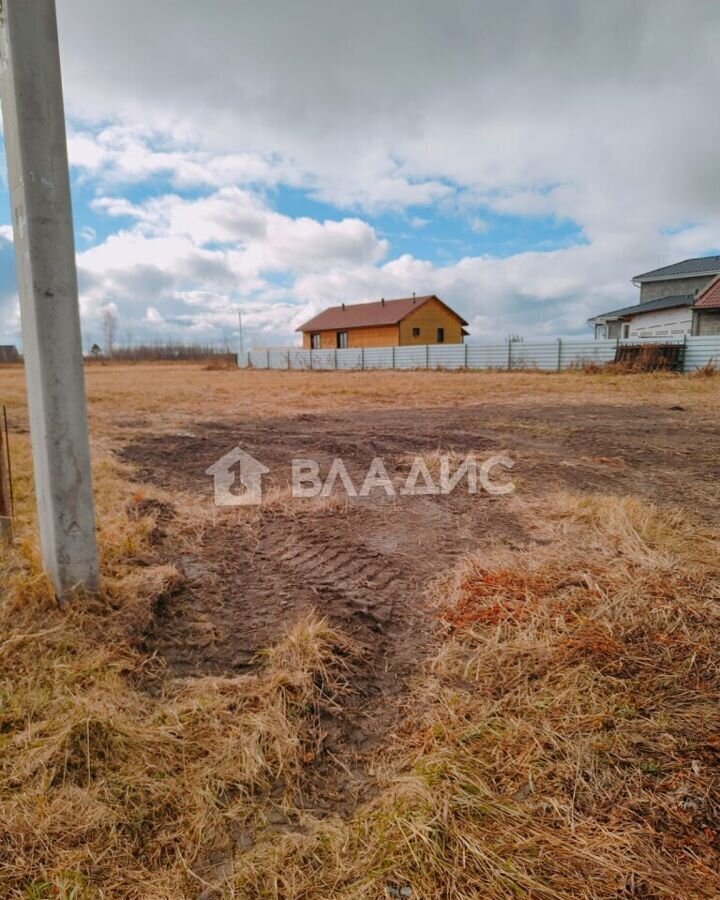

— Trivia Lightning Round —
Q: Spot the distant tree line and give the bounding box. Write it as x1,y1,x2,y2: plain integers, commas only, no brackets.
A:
88,308,236,362
0,345,21,364
88,341,236,362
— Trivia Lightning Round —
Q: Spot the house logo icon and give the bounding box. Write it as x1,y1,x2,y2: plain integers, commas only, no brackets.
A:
205,447,270,506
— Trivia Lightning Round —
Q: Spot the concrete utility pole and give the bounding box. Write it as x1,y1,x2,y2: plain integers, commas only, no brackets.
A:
0,0,99,597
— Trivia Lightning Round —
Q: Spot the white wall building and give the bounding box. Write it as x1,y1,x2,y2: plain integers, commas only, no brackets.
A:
589,255,720,340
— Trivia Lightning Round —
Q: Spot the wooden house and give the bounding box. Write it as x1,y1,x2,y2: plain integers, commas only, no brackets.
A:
296,295,468,350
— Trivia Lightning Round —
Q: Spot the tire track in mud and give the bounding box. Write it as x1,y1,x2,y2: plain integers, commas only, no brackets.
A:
150,500,447,678
138,505,443,811
122,400,720,811
138,495,521,811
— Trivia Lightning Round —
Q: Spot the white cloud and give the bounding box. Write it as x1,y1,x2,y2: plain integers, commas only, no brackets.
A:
2,0,720,345
91,188,387,269
145,306,164,324
68,125,289,191
55,0,720,229
70,187,389,346
287,229,701,341
468,217,489,234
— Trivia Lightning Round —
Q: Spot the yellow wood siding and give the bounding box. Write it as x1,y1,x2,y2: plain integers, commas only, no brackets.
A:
398,297,464,345
349,325,400,347
303,325,399,349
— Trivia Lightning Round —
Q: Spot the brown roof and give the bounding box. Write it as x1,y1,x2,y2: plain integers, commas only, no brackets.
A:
296,295,468,332
694,275,720,310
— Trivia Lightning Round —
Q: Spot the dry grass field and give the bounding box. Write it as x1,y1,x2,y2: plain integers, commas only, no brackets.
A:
2,362,720,898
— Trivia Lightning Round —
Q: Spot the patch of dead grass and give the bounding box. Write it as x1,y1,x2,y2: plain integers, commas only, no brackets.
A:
3,365,720,897
223,494,720,899
5,363,720,442
0,434,358,897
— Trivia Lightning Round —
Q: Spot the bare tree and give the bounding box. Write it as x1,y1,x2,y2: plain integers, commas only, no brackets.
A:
101,308,118,356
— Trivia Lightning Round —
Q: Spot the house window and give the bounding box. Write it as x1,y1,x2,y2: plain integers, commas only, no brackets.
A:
336,331,348,349
310,333,320,349
622,323,630,339
412,327,421,337
607,321,621,340
436,327,445,343
594,324,607,340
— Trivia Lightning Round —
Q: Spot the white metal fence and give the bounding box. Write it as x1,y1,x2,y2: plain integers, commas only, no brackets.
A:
238,336,720,374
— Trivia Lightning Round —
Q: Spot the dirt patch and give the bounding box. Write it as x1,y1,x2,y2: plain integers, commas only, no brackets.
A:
120,400,720,812
123,400,720,514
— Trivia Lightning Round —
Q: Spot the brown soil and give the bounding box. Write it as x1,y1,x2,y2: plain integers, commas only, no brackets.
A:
120,400,720,813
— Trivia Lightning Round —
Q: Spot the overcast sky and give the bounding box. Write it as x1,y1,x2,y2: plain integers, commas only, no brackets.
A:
1,0,719,348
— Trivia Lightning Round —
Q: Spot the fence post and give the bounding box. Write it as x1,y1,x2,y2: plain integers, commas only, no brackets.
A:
557,338,562,372
287,350,291,370
465,342,469,369
266,349,271,369
392,345,396,369
361,347,365,371
682,333,688,373
334,348,338,369
507,339,512,371
426,344,429,369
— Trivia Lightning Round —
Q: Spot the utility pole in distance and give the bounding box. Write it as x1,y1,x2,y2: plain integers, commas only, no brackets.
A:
0,0,99,597
237,309,244,356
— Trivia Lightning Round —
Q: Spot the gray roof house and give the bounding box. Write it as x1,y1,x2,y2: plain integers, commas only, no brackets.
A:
589,255,720,340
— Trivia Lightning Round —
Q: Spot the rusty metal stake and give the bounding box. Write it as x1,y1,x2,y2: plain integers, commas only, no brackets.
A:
0,406,13,542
